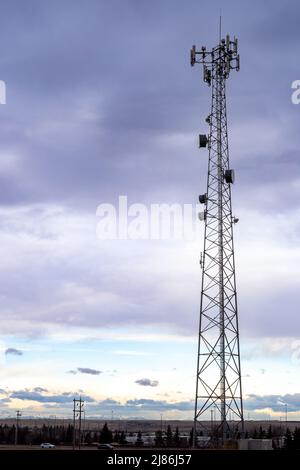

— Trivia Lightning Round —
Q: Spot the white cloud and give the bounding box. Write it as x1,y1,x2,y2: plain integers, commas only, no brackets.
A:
0,202,299,340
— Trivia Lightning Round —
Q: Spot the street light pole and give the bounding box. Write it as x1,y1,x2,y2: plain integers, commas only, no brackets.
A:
73,399,76,450
15,410,21,446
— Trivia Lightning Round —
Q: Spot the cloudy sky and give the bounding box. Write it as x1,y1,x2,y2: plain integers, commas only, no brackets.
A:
0,0,300,421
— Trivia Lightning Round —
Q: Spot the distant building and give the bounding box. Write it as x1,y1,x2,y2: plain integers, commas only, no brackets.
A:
238,439,273,451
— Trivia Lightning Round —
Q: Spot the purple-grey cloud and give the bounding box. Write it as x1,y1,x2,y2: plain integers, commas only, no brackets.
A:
4,389,300,415
244,393,300,413
95,398,194,413
0,0,298,343
10,390,95,404
5,348,23,356
77,367,102,376
135,378,159,387
68,368,102,376
0,0,298,209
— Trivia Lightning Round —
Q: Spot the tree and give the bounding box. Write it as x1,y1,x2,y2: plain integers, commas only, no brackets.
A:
293,427,300,450
174,427,180,447
285,428,293,450
9,425,15,444
119,431,127,445
267,425,273,439
258,426,265,439
136,430,143,446
85,432,92,445
155,430,164,447
100,423,113,443
189,427,194,447
166,425,173,447
41,424,48,442
65,424,73,444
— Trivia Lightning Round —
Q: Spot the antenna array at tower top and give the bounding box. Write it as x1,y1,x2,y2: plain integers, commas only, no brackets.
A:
190,35,240,83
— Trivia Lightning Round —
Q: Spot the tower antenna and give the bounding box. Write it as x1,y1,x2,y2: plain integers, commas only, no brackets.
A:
190,33,243,446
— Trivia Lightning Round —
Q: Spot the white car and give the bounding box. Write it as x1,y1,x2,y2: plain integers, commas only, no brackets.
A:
40,443,55,449
97,443,114,449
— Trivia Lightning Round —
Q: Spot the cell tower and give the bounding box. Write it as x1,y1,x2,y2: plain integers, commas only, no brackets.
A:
190,34,243,442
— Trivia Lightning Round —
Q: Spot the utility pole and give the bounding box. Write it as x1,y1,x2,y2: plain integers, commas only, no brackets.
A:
73,399,76,450
78,397,83,450
191,33,243,445
15,410,21,446
279,416,282,435
73,397,84,450
82,409,86,447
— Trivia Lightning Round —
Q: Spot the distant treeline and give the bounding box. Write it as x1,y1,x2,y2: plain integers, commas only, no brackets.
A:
240,426,300,450
0,422,115,446
0,422,300,449
0,422,181,446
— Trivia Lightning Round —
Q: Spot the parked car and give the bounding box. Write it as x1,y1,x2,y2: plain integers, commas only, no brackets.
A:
40,443,55,449
97,443,113,450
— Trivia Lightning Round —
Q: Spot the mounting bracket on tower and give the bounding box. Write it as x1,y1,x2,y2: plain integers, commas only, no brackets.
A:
199,252,203,268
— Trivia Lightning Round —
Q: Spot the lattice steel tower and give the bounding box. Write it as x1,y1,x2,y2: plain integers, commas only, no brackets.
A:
191,35,243,443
